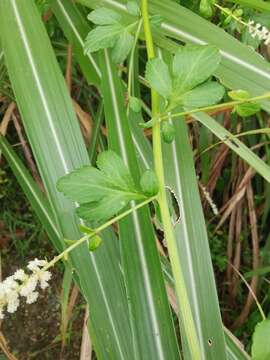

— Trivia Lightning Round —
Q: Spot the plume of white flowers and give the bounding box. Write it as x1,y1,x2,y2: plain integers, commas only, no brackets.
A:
247,20,270,45
0,258,51,319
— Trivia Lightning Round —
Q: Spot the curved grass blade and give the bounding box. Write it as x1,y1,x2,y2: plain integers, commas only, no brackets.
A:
129,106,252,359
224,328,251,360
0,1,133,358
127,48,250,358
50,0,101,86
0,135,62,252
99,49,180,359
193,111,270,183
162,115,227,359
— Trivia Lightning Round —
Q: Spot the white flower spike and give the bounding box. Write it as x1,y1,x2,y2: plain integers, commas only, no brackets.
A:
0,258,52,319
247,20,270,45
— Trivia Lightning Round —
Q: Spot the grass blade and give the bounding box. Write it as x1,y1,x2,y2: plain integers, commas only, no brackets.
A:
99,49,180,359
50,0,101,86
0,1,133,358
162,115,226,359
0,135,62,252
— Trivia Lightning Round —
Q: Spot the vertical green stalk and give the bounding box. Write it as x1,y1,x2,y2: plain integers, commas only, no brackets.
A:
141,1,202,358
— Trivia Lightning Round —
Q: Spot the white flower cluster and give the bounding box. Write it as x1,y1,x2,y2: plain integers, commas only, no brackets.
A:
0,258,51,319
248,20,270,45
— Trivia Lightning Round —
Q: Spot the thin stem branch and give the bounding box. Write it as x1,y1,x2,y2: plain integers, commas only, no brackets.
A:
159,92,270,122
214,3,247,26
141,0,202,358
43,196,156,272
127,19,143,99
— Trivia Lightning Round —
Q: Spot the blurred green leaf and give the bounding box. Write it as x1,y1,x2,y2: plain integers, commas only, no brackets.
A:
252,319,270,360
84,24,123,53
235,102,261,117
172,45,221,95
129,96,142,112
145,58,172,98
126,1,140,16
87,7,121,25
111,31,134,63
181,82,225,108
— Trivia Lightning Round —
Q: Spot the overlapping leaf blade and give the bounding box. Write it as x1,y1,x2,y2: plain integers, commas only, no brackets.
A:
51,1,253,357
99,49,180,359
0,1,133,359
50,0,101,86
162,115,227,359
0,135,62,252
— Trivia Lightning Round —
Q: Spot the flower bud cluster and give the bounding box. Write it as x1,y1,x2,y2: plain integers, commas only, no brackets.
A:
248,20,270,45
0,258,51,319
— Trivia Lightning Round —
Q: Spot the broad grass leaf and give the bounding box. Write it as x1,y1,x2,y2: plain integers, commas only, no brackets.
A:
172,45,221,94
252,319,270,360
87,7,121,25
145,58,172,98
181,82,225,108
84,24,123,54
112,31,134,63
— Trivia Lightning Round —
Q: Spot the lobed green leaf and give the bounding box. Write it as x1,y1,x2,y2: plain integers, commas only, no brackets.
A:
145,57,172,98
172,45,221,95
58,150,145,223
84,24,123,54
87,7,121,25
111,31,134,63
252,319,270,360
181,82,225,108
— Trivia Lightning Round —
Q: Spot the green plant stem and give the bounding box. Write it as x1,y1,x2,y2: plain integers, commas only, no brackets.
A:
160,92,270,122
127,19,143,105
141,1,202,358
43,196,156,272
